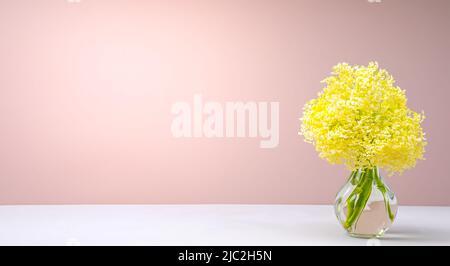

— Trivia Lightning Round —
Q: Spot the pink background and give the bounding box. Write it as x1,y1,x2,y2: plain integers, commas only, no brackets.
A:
0,0,449,205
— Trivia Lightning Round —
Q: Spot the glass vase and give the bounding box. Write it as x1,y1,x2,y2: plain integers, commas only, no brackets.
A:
334,167,398,238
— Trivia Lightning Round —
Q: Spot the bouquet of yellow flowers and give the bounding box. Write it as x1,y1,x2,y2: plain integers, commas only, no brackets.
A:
300,62,426,237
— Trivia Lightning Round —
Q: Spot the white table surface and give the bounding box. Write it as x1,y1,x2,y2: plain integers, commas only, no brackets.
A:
0,205,449,246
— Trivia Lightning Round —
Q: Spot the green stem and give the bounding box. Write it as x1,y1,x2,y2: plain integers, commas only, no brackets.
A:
373,167,395,222
345,181,356,220
345,170,360,219
349,169,359,186
344,168,374,230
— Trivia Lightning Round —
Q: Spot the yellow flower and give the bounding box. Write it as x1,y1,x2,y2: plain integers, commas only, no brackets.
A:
300,62,426,175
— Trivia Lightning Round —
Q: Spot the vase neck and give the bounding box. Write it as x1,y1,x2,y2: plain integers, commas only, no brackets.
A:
348,166,380,184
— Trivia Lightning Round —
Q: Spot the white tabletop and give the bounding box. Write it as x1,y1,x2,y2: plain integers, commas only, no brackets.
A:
0,205,449,246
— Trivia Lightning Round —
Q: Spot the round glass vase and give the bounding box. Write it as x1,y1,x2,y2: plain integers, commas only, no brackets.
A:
334,167,398,238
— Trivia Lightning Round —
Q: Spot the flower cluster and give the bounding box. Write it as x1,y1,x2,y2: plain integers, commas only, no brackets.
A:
300,62,426,174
